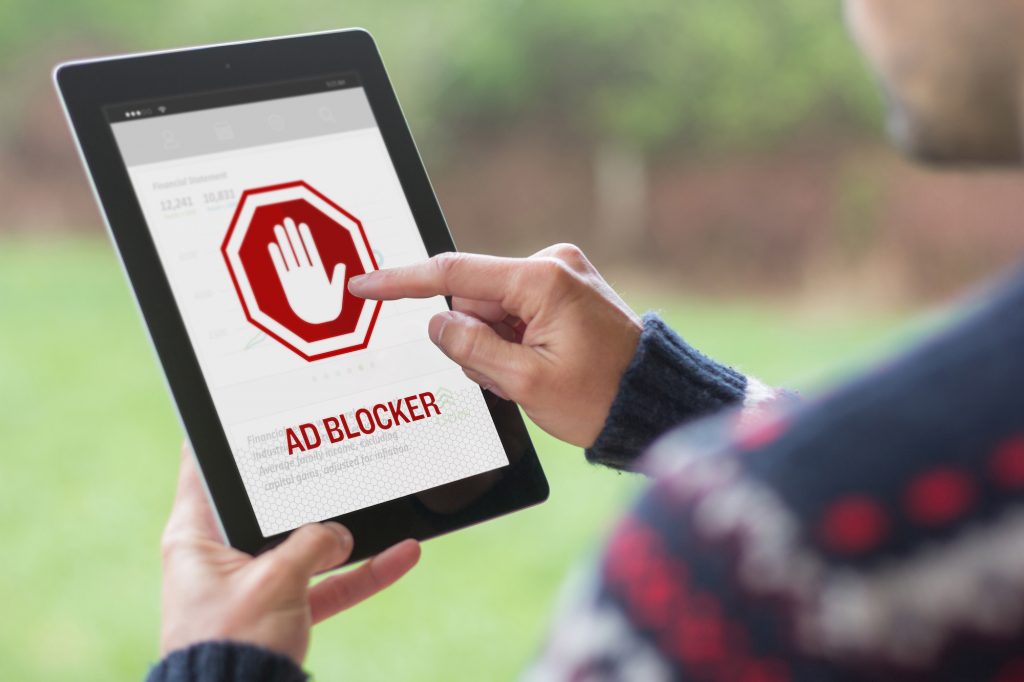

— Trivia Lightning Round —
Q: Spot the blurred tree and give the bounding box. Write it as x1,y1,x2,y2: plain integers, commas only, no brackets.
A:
4,0,878,151
422,0,882,251
1,0,881,253
430,0,879,151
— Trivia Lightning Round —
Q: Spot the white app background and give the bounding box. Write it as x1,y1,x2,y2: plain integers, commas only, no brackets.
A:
116,88,509,535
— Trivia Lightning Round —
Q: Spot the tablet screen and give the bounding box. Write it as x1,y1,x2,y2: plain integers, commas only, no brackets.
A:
105,74,510,536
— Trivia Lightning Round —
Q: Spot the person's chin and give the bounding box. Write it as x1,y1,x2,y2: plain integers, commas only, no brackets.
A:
887,113,1023,168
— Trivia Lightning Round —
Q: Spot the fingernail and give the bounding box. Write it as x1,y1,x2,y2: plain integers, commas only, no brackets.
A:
324,522,353,549
429,311,454,344
347,274,368,293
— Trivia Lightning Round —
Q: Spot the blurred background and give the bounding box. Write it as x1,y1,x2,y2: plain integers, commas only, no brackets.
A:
2,1,1023,680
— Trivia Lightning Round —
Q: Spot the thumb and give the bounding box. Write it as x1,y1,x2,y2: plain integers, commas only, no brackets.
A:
330,263,347,295
428,311,533,398
259,522,353,584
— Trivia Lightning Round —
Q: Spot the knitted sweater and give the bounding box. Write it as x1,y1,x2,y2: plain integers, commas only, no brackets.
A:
147,265,1024,681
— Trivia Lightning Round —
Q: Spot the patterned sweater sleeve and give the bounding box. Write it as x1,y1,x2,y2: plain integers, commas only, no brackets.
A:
585,312,783,471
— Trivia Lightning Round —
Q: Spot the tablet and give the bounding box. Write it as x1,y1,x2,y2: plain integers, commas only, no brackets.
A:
55,29,548,561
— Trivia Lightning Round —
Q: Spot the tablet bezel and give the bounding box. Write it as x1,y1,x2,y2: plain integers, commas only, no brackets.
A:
55,28,549,562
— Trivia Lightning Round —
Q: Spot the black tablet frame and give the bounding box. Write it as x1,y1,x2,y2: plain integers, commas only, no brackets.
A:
55,28,548,562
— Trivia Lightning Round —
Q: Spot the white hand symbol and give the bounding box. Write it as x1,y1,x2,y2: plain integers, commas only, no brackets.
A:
268,217,346,324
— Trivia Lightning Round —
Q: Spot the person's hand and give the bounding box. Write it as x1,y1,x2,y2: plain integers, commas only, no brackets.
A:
160,445,420,665
348,244,642,447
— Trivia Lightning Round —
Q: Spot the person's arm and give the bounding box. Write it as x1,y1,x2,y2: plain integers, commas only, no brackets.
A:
527,267,1024,679
145,446,420,682
584,313,783,470
349,244,786,471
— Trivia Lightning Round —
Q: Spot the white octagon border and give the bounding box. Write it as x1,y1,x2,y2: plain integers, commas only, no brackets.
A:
224,184,378,359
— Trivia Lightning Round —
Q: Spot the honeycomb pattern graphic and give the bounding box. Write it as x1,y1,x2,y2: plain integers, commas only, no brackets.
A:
229,385,509,536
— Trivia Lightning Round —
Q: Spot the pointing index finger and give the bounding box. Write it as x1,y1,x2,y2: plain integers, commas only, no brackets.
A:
348,253,525,308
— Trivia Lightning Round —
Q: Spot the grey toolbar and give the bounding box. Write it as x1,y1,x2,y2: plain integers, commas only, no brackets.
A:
111,87,376,167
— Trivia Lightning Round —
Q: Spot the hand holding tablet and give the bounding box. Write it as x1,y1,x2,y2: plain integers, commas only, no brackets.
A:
55,29,548,560
159,445,420,663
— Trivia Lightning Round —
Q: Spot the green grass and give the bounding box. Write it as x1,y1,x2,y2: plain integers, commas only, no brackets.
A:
0,237,914,681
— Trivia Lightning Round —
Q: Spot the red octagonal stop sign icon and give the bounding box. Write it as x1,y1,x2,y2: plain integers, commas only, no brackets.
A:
222,181,381,361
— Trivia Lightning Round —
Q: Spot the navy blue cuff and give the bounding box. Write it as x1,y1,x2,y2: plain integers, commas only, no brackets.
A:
145,641,308,682
585,313,747,471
